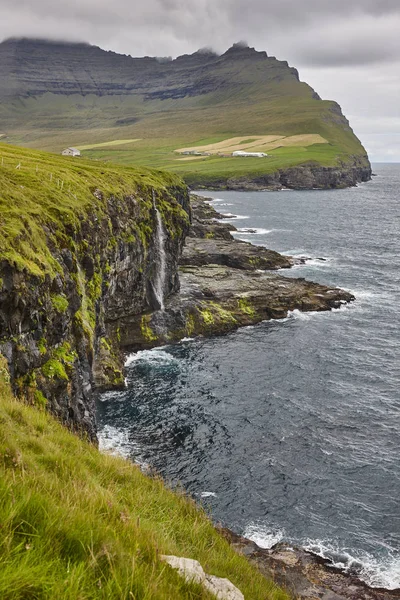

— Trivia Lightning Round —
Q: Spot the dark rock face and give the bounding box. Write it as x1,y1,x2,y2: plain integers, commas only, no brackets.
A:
181,237,292,270
0,38,300,100
116,194,354,351
220,529,400,600
196,160,372,191
0,186,190,440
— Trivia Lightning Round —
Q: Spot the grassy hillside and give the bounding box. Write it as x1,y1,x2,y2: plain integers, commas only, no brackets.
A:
0,355,289,599
0,40,370,187
0,142,184,277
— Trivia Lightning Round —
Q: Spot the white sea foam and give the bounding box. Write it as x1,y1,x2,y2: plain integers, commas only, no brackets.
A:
99,425,150,470
219,213,250,220
244,524,400,590
286,309,313,321
199,491,217,498
235,227,273,235
244,523,285,549
303,539,400,590
125,349,178,367
98,425,132,459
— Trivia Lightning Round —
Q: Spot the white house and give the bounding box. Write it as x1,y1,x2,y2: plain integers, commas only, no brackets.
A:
232,151,268,158
61,147,81,157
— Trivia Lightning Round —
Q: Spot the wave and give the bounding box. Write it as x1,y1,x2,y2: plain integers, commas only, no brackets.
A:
244,523,400,590
219,213,250,220
98,425,132,459
125,349,179,368
235,227,274,235
303,540,400,590
244,523,285,549
98,425,150,470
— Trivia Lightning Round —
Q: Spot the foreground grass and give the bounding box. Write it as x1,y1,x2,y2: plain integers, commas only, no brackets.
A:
0,358,289,599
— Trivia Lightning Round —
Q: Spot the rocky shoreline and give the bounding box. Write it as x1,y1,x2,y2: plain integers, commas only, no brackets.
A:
220,528,400,600
115,194,354,350
111,194,400,599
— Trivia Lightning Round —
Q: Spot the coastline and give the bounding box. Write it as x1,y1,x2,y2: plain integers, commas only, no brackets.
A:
220,528,400,600
109,190,400,597
113,193,355,352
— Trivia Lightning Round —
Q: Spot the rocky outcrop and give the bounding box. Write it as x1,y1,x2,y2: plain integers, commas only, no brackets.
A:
182,195,293,270
220,529,400,600
117,263,354,350
116,194,354,350
0,182,190,440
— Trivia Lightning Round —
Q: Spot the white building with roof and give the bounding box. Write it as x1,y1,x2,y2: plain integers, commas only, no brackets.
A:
232,151,268,158
61,147,81,157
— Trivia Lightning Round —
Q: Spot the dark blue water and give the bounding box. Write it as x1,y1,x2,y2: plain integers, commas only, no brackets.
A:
97,164,400,589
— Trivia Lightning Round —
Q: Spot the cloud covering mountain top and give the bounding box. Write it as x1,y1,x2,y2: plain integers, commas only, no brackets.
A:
1,0,399,160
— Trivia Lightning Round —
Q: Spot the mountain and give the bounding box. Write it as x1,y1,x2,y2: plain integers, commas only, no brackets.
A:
0,38,371,189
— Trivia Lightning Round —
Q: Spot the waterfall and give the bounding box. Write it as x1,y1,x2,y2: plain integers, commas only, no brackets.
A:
153,191,167,311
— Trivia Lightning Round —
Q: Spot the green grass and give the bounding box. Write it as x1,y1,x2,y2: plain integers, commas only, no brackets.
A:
0,356,289,599
0,143,184,276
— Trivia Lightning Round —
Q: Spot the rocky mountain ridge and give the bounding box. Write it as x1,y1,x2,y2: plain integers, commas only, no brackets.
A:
0,38,300,99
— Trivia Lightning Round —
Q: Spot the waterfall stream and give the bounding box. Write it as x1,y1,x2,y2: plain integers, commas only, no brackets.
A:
153,192,167,310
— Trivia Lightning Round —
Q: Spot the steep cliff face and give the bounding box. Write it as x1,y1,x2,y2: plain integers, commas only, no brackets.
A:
0,145,190,440
198,159,372,191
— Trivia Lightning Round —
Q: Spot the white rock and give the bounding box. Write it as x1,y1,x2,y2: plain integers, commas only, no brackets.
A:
160,555,244,599
160,555,206,585
205,574,245,600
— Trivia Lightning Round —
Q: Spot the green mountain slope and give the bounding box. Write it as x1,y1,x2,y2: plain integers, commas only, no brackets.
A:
0,38,371,189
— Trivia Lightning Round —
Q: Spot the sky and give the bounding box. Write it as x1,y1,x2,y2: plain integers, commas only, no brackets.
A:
1,0,399,161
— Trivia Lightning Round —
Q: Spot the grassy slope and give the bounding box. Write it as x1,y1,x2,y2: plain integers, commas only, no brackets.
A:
0,356,289,599
0,143,185,277
0,48,369,186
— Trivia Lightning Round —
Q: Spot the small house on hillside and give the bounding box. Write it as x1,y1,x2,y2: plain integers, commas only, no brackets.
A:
232,151,268,158
61,147,81,157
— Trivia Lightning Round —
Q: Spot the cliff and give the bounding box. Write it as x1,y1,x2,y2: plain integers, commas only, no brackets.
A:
0,143,190,440
0,38,371,190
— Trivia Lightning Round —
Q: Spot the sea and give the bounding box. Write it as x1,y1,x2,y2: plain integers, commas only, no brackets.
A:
97,163,400,590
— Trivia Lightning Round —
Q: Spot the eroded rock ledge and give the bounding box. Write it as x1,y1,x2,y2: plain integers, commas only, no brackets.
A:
115,195,354,350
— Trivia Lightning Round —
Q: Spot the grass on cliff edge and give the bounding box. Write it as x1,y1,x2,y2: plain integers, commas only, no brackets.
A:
0,357,289,600
0,143,185,277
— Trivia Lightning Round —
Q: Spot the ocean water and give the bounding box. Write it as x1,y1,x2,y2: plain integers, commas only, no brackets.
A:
97,164,400,590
